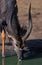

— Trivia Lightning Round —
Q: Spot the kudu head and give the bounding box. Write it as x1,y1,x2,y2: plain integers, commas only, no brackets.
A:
11,2,32,43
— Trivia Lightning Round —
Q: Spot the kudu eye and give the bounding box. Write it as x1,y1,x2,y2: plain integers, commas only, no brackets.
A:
2,20,7,27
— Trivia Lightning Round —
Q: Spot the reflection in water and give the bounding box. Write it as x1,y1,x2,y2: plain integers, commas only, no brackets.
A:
2,58,5,65
2,58,23,65
17,61,23,65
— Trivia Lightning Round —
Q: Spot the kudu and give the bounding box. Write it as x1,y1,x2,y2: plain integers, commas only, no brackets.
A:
0,0,32,61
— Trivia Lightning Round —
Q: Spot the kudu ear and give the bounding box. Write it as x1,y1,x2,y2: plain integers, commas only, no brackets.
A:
22,2,32,42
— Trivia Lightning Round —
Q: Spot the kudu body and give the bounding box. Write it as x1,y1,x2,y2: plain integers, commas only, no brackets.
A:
0,0,32,60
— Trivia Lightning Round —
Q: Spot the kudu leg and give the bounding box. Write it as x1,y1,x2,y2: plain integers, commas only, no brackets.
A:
1,30,5,58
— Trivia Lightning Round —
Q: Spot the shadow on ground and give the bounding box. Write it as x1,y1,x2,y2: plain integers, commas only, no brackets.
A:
24,39,42,60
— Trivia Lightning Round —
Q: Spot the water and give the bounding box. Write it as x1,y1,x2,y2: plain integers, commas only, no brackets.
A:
0,54,42,65
0,56,23,65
